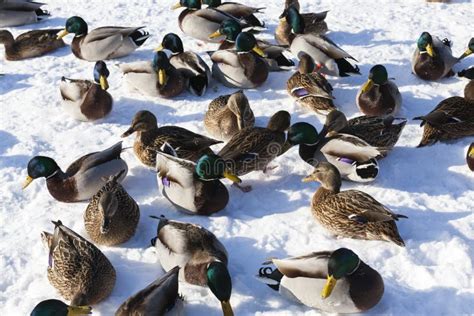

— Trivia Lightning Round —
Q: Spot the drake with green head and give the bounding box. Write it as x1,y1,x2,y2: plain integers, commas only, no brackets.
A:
357,64,401,116
412,32,459,81
23,142,127,203
30,299,91,316
57,16,149,61
151,216,234,316
202,0,264,27
257,248,384,313
60,61,113,122
157,33,211,96
210,31,269,88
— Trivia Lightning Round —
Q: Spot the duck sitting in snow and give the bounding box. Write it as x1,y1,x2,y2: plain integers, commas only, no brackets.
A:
0,0,50,27
257,248,384,313
23,142,127,203
60,61,113,122
151,216,234,316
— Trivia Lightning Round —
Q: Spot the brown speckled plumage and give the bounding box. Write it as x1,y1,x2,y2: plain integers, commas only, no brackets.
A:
0,29,65,60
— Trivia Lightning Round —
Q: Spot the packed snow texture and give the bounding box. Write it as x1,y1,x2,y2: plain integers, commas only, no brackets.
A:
1,0,473,315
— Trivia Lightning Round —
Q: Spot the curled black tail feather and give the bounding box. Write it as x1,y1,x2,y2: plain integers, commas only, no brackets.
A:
189,75,208,96
35,9,50,17
335,58,360,76
130,29,150,47
258,267,283,291
274,54,295,67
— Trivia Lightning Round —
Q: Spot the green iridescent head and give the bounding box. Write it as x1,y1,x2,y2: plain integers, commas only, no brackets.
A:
321,248,361,299
417,32,435,57
218,19,242,42
282,6,305,34
173,0,201,10
30,299,92,316
287,122,319,145
23,156,60,189
160,33,184,54
207,261,234,316
63,16,88,36
195,154,241,183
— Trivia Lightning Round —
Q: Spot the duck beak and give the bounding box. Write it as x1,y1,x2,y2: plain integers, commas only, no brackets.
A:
426,43,435,57
22,175,33,189
171,2,182,9
158,69,167,86
360,79,373,93
221,300,234,316
252,45,267,58
155,44,164,52
301,174,314,183
459,48,473,60
223,170,242,183
209,30,222,39
57,29,69,40
469,145,474,157
67,305,92,315
121,126,135,138
99,75,109,90
321,275,337,299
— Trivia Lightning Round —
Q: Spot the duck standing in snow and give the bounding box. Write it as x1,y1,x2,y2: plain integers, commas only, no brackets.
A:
0,29,65,60
60,61,113,122
257,248,384,313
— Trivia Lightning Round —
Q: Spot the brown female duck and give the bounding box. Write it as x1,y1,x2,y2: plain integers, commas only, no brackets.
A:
0,29,64,60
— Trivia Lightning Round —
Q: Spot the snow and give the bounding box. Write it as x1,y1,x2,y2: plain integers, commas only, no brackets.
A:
1,0,473,315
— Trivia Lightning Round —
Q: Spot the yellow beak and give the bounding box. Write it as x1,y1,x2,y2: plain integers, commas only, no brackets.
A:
221,300,234,316
67,305,92,315
301,175,314,183
171,2,182,9
155,44,164,52
426,43,435,57
321,275,337,299
252,45,267,58
99,75,109,90
223,170,242,183
209,30,222,39
57,29,69,40
158,69,166,86
460,48,473,59
469,145,474,157
361,79,374,93
22,175,33,189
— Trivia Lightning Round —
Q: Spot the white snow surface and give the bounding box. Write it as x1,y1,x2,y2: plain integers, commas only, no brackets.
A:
1,0,473,315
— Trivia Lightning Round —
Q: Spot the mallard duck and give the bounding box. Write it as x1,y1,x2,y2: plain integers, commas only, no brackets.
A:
155,144,238,215
204,90,255,141
57,16,149,61
287,53,336,115
210,32,268,89
257,248,384,313
41,220,116,305
275,0,328,46
157,33,211,96
202,0,264,27
414,96,474,147
281,6,358,77
303,162,407,246
121,110,221,167
60,61,113,122
0,0,49,27
209,19,294,71
119,51,186,98
412,32,459,81
172,0,248,43
467,143,474,171
116,266,182,316
84,170,139,246
357,64,402,116
459,37,473,60
31,299,92,316
322,110,406,151
287,121,383,182
217,110,291,191
22,142,128,203
458,67,474,100
0,29,65,61
151,216,233,316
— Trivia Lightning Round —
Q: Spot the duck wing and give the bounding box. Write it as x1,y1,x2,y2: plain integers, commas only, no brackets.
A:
304,34,356,60
268,251,331,279
218,127,279,160
66,141,123,176
321,133,384,161
158,126,222,149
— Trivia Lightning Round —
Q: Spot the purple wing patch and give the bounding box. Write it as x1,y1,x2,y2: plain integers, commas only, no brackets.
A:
293,88,309,98
337,157,355,164
162,177,171,187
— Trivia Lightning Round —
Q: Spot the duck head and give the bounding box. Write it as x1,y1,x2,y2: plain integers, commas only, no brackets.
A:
93,61,110,90
152,51,172,86
459,37,474,59
157,33,184,54
227,90,250,130
172,0,201,10
121,110,158,137
57,16,88,39
281,6,305,34
361,64,388,93
267,110,291,132
209,19,242,41
195,154,242,183
235,32,266,57
207,261,234,316
23,156,60,189
322,248,361,299
287,122,319,145
98,191,118,234
302,162,342,192
417,32,435,57
30,299,92,316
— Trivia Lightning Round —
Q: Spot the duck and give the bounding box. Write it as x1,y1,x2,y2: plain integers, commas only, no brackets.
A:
217,110,291,192
157,32,211,96
275,0,328,46
84,170,139,246
172,0,249,43
281,6,359,77
121,110,221,167
0,29,65,61
116,266,182,316
59,61,113,122
209,19,294,71
22,141,128,203
31,299,92,316
411,32,459,81
156,144,237,215
257,248,384,313
287,120,384,182
210,31,269,89
467,143,474,171
357,64,402,116
150,216,234,316
119,51,186,98
413,96,474,147
458,67,474,100
287,53,336,115
322,110,406,151
57,16,150,61
303,162,407,246
204,89,255,141
41,220,116,305
0,0,49,27
458,37,473,60
202,0,265,28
